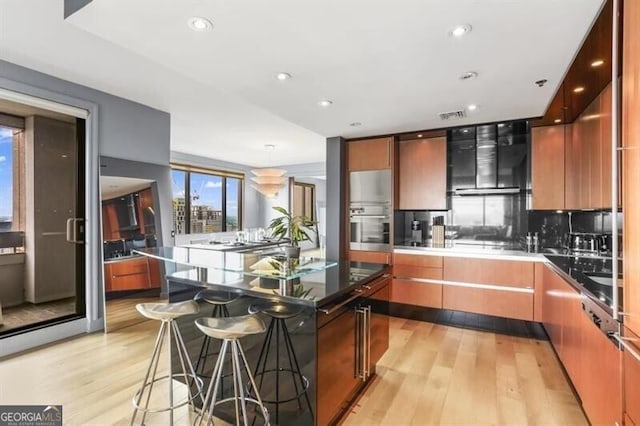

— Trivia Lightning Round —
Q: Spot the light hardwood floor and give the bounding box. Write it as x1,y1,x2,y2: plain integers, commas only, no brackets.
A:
105,296,164,333
0,316,586,425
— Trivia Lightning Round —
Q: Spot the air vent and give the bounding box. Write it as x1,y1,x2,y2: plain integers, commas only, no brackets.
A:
439,110,467,121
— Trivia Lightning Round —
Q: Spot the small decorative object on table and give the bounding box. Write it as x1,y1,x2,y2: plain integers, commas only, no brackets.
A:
268,206,316,259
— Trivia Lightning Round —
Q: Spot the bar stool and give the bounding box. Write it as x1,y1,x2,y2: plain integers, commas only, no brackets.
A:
248,301,313,424
194,315,270,426
193,289,241,382
131,300,203,426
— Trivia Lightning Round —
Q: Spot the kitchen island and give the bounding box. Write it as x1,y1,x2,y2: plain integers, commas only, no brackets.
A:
134,247,390,425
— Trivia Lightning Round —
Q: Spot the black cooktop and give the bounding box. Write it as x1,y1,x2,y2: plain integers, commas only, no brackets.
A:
544,254,622,313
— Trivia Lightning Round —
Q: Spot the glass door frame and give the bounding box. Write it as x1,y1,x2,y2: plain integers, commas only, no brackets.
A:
0,79,102,357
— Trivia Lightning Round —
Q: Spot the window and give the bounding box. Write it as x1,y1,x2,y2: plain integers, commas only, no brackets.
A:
171,165,243,234
293,182,315,220
0,126,14,231
0,115,25,234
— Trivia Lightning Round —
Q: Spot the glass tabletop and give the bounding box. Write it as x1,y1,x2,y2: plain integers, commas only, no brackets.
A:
133,246,338,280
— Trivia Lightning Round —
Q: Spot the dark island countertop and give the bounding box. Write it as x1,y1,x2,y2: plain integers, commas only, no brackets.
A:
134,246,387,308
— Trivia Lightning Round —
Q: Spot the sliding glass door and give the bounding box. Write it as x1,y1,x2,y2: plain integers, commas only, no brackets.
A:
0,102,86,337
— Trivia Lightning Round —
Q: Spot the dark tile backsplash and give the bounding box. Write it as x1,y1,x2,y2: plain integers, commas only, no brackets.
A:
395,193,528,248
528,210,622,251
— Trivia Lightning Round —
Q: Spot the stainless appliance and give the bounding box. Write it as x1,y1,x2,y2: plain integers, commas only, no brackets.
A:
569,232,602,254
349,203,390,251
349,170,391,204
349,170,392,252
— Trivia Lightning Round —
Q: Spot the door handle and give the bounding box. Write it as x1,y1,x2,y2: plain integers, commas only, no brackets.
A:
612,333,640,363
66,218,85,244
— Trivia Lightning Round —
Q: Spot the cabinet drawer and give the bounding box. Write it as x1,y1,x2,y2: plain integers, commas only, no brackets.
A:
110,258,149,276
349,250,390,264
443,257,534,289
442,285,533,321
110,273,150,291
393,264,442,280
393,253,442,268
392,279,442,309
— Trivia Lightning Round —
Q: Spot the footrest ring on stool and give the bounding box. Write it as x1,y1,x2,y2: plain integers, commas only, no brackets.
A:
194,396,270,425
132,373,203,414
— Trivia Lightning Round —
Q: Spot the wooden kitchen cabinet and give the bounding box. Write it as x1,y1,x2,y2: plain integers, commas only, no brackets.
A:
104,257,151,292
102,202,121,240
531,125,566,210
147,257,162,289
348,250,391,264
392,253,443,308
397,137,447,210
347,137,393,171
367,276,390,367
442,258,535,321
317,307,359,426
622,327,640,426
623,0,640,337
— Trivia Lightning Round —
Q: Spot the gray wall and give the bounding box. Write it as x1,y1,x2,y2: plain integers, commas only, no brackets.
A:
326,137,346,261
0,59,171,337
0,60,170,166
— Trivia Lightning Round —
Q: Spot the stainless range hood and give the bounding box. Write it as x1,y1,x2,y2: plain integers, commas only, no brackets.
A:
449,122,528,195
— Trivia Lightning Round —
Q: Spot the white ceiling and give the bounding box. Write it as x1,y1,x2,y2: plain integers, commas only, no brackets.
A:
101,176,153,200
0,0,603,167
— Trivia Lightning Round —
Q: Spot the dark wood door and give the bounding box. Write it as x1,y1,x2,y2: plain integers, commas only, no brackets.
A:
531,125,566,210
623,327,640,425
316,308,359,426
368,279,389,367
397,137,447,210
347,137,392,171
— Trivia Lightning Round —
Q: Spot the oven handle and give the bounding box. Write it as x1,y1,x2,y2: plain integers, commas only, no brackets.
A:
612,333,640,363
350,214,389,219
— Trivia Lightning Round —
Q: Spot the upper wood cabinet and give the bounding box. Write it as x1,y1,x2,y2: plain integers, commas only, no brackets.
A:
532,82,613,211
347,137,393,171
623,0,640,337
531,126,566,210
397,137,447,210
102,202,121,241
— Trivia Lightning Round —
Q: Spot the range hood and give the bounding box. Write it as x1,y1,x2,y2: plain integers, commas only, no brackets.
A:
449,122,528,196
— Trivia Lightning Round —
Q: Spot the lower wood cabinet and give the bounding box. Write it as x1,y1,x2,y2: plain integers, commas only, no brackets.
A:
442,257,535,321
392,279,442,309
104,257,154,292
349,250,391,264
623,327,640,426
392,253,443,308
541,264,622,426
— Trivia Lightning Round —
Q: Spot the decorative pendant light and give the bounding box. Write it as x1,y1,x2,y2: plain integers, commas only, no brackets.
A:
250,145,286,198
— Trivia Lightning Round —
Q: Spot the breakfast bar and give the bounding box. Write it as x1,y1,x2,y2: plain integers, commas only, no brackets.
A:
134,247,390,425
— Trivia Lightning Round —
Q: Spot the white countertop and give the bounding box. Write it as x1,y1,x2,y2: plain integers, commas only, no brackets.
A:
393,245,546,262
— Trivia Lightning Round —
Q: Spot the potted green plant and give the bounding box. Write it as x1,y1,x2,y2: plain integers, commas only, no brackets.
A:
268,206,316,258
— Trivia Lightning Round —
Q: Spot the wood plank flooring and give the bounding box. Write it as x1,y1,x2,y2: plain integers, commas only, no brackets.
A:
0,316,586,425
105,296,164,333
344,317,587,426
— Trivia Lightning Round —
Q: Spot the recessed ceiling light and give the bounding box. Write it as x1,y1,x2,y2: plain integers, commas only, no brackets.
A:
591,59,605,67
497,123,505,128
417,134,423,138
462,129,470,133
276,72,292,81
450,24,472,38
467,104,478,111
573,86,585,93
554,119,562,123
460,71,478,81
318,100,333,108
349,122,362,127
188,17,213,32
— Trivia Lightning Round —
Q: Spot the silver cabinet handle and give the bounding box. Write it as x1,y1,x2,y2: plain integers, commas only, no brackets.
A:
318,289,363,315
612,333,640,363
366,306,371,380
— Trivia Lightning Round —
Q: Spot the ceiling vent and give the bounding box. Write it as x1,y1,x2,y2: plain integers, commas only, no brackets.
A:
439,110,467,121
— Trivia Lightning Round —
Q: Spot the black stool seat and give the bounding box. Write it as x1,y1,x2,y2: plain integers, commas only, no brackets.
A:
194,289,240,305
248,301,313,423
248,300,302,319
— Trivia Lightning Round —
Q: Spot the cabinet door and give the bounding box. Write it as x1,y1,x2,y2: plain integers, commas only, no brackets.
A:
317,309,359,426
565,124,581,210
347,137,393,171
103,263,113,292
102,202,121,240
541,266,564,352
531,126,566,210
392,279,442,309
368,280,390,367
623,327,640,426
623,0,640,337
148,257,162,289
397,137,446,210
599,83,613,209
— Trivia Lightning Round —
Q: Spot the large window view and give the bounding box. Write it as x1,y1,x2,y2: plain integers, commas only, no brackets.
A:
171,166,243,235
0,126,15,232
